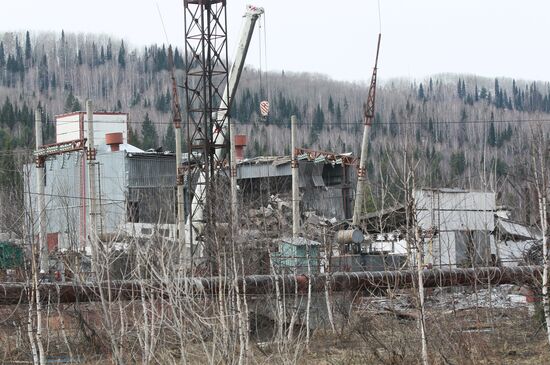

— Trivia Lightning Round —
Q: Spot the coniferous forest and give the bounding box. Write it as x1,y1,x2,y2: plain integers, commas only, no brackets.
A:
0,31,549,221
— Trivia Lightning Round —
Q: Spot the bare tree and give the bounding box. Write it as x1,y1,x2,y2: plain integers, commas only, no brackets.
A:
531,125,550,346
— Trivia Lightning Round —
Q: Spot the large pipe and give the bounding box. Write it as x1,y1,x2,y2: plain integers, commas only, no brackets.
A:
291,115,299,237
0,266,541,305
35,109,48,274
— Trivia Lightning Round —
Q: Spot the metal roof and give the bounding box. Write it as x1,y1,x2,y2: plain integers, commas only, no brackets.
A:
54,111,129,119
238,151,353,167
238,156,291,166
497,219,542,240
280,237,321,246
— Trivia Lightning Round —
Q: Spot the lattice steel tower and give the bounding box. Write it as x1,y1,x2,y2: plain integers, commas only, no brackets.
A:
183,0,231,261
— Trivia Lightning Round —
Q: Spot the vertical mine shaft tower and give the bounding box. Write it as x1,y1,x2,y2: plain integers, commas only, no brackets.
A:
183,0,231,262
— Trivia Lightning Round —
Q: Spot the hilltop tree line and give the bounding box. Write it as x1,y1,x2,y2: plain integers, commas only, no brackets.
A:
0,30,548,221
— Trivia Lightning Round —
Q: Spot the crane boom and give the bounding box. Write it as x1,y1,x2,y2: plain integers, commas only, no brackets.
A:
352,33,381,227
168,46,182,128
213,4,264,160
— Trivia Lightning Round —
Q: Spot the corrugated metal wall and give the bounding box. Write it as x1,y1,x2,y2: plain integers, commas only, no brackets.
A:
96,151,127,234
126,154,177,224
237,160,351,219
126,154,176,188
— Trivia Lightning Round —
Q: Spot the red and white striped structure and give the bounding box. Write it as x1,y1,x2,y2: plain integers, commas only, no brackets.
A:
260,100,270,117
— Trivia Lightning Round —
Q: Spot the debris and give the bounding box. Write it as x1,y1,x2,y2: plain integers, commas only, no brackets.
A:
306,214,320,226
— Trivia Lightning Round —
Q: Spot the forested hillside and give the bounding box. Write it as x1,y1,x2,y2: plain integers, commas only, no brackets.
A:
1,30,549,221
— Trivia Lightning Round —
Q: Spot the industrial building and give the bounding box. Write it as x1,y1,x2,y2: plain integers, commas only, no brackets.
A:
359,189,497,269
26,111,183,254
29,112,539,275
26,110,357,259
415,188,496,268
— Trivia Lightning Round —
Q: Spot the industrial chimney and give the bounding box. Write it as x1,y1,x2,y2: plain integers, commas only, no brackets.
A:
105,132,123,152
234,134,247,161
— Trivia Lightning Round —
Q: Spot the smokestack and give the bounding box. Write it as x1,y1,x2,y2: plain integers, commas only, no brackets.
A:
234,134,247,161
105,132,123,152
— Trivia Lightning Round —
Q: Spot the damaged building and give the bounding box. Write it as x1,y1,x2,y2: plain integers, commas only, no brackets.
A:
357,189,543,270
493,208,542,266
237,148,355,220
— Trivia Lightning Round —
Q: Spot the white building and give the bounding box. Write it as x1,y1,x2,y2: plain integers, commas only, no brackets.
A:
26,111,183,254
415,189,496,268
55,111,130,149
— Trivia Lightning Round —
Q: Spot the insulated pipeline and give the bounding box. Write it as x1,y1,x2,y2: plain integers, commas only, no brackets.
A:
0,266,541,305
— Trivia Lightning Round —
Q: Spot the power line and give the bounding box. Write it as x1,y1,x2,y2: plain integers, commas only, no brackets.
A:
25,191,126,203
45,117,550,127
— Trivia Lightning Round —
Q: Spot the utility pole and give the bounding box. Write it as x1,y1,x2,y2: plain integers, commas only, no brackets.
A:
86,100,99,254
291,115,300,237
230,118,238,232
35,109,48,274
352,33,381,227
175,121,186,264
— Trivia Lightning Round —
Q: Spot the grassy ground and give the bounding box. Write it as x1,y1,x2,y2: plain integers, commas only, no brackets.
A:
296,307,550,365
1,301,549,364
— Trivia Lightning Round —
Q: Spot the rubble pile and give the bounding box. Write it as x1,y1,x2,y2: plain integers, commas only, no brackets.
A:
244,196,291,237
241,194,344,244
361,284,535,316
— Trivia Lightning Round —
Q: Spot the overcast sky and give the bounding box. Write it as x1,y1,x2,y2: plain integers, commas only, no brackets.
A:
2,0,549,82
